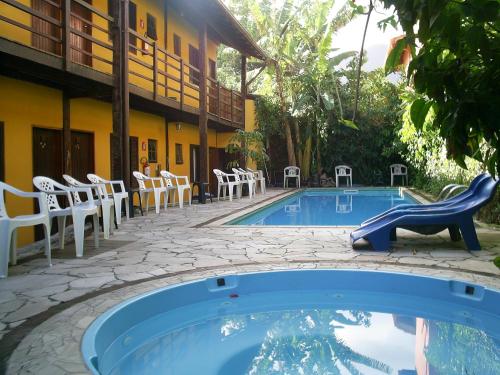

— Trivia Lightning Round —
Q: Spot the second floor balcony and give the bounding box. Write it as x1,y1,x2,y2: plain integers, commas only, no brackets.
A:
0,0,253,128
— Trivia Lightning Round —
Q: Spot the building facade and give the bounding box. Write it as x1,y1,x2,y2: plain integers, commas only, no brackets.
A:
0,0,266,244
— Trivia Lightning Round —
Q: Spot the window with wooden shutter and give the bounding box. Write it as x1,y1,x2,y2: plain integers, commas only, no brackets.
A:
173,34,181,56
148,139,158,163
129,2,137,54
189,45,200,85
146,13,157,40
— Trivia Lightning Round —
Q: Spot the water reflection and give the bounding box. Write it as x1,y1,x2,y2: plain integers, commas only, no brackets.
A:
109,308,499,375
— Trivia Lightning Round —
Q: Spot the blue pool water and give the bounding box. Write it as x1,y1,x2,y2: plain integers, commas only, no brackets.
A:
229,189,418,226
82,270,500,375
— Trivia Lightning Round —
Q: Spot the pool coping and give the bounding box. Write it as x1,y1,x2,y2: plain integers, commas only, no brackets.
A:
205,187,427,228
5,261,500,374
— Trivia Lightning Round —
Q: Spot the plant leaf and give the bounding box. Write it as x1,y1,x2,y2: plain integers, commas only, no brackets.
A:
410,99,432,129
340,119,359,130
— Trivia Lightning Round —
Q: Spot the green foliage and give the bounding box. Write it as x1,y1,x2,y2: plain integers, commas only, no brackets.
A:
225,129,269,168
495,257,500,269
381,0,500,176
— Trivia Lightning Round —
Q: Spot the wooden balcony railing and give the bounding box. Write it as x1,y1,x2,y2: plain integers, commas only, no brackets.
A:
0,0,244,126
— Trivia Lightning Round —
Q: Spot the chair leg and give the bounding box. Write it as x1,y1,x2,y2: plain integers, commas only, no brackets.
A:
366,233,391,251
114,197,122,225
217,185,221,201
144,192,150,215
188,189,192,206
42,220,52,267
9,229,17,266
57,216,66,249
124,197,130,219
228,185,233,201
459,217,481,250
102,205,111,240
154,190,161,214
0,224,11,278
163,192,168,211
73,214,85,257
93,214,100,249
178,188,184,208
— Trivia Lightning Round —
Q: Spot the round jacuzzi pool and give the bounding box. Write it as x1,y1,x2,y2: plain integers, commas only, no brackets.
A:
82,270,500,375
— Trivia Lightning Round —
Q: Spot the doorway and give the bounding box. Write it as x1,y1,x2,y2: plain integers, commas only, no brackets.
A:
71,131,94,182
130,136,139,188
209,147,227,195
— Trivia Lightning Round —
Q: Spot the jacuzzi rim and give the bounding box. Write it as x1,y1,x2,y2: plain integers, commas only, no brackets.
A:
81,268,500,374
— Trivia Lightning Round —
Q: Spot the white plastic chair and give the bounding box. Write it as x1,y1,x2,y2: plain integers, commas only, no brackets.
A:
33,176,99,258
158,171,177,207
247,168,266,194
284,166,300,188
132,171,168,214
335,165,352,187
63,174,114,240
87,174,129,225
234,168,256,198
160,171,191,208
213,169,241,201
390,164,408,186
0,182,52,278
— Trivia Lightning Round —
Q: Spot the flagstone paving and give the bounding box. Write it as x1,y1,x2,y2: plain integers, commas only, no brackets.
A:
0,188,499,374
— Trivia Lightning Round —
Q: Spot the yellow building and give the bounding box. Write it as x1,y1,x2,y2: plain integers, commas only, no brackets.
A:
0,0,266,245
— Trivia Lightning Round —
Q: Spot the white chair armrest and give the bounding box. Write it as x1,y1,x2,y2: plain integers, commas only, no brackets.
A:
175,176,190,186
66,186,95,207
3,187,49,215
110,180,126,193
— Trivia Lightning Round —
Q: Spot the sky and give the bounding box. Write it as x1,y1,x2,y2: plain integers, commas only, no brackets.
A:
332,0,403,71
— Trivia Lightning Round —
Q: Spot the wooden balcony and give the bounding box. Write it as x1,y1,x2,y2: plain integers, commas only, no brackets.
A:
0,0,245,130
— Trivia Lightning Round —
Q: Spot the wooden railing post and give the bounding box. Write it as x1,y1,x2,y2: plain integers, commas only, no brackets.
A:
153,42,158,101
217,81,220,117
63,0,71,68
180,58,184,110
230,90,234,124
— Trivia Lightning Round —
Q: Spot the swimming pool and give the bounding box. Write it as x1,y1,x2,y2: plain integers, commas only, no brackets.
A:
82,270,500,375
229,188,419,226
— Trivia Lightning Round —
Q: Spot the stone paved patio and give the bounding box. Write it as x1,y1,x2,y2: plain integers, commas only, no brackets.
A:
0,188,499,374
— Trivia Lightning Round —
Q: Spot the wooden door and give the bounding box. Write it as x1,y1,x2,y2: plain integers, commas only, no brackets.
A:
190,144,199,183
70,0,92,66
33,127,63,181
209,147,227,195
130,136,138,188
71,131,94,182
33,127,63,239
32,0,61,55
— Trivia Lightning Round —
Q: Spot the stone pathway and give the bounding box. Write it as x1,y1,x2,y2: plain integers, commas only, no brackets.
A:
0,188,499,374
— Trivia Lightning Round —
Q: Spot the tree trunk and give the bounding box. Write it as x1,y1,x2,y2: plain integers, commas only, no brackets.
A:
302,121,312,179
292,117,302,169
275,61,296,166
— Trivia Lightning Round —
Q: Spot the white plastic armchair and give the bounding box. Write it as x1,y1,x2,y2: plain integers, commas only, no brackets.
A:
234,168,256,198
160,171,191,208
284,166,300,188
0,182,52,278
247,168,266,194
33,176,99,258
87,174,129,224
390,164,408,186
335,165,352,187
213,169,241,201
132,171,168,214
64,174,114,240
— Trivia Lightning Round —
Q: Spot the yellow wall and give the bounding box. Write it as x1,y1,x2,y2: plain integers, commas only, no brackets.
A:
0,76,62,244
0,0,31,46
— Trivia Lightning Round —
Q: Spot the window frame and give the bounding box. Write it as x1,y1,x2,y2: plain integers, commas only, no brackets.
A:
147,139,158,163
128,1,137,54
173,33,181,56
146,13,157,40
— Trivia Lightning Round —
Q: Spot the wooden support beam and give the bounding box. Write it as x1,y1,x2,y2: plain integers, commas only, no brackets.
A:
62,0,71,69
198,23,208,183
111,0,121,180
165,116,169,170
62,91,71,175
120,0,130,190
240,54,247,168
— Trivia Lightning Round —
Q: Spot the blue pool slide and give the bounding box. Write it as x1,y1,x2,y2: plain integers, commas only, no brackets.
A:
350,175,499,251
